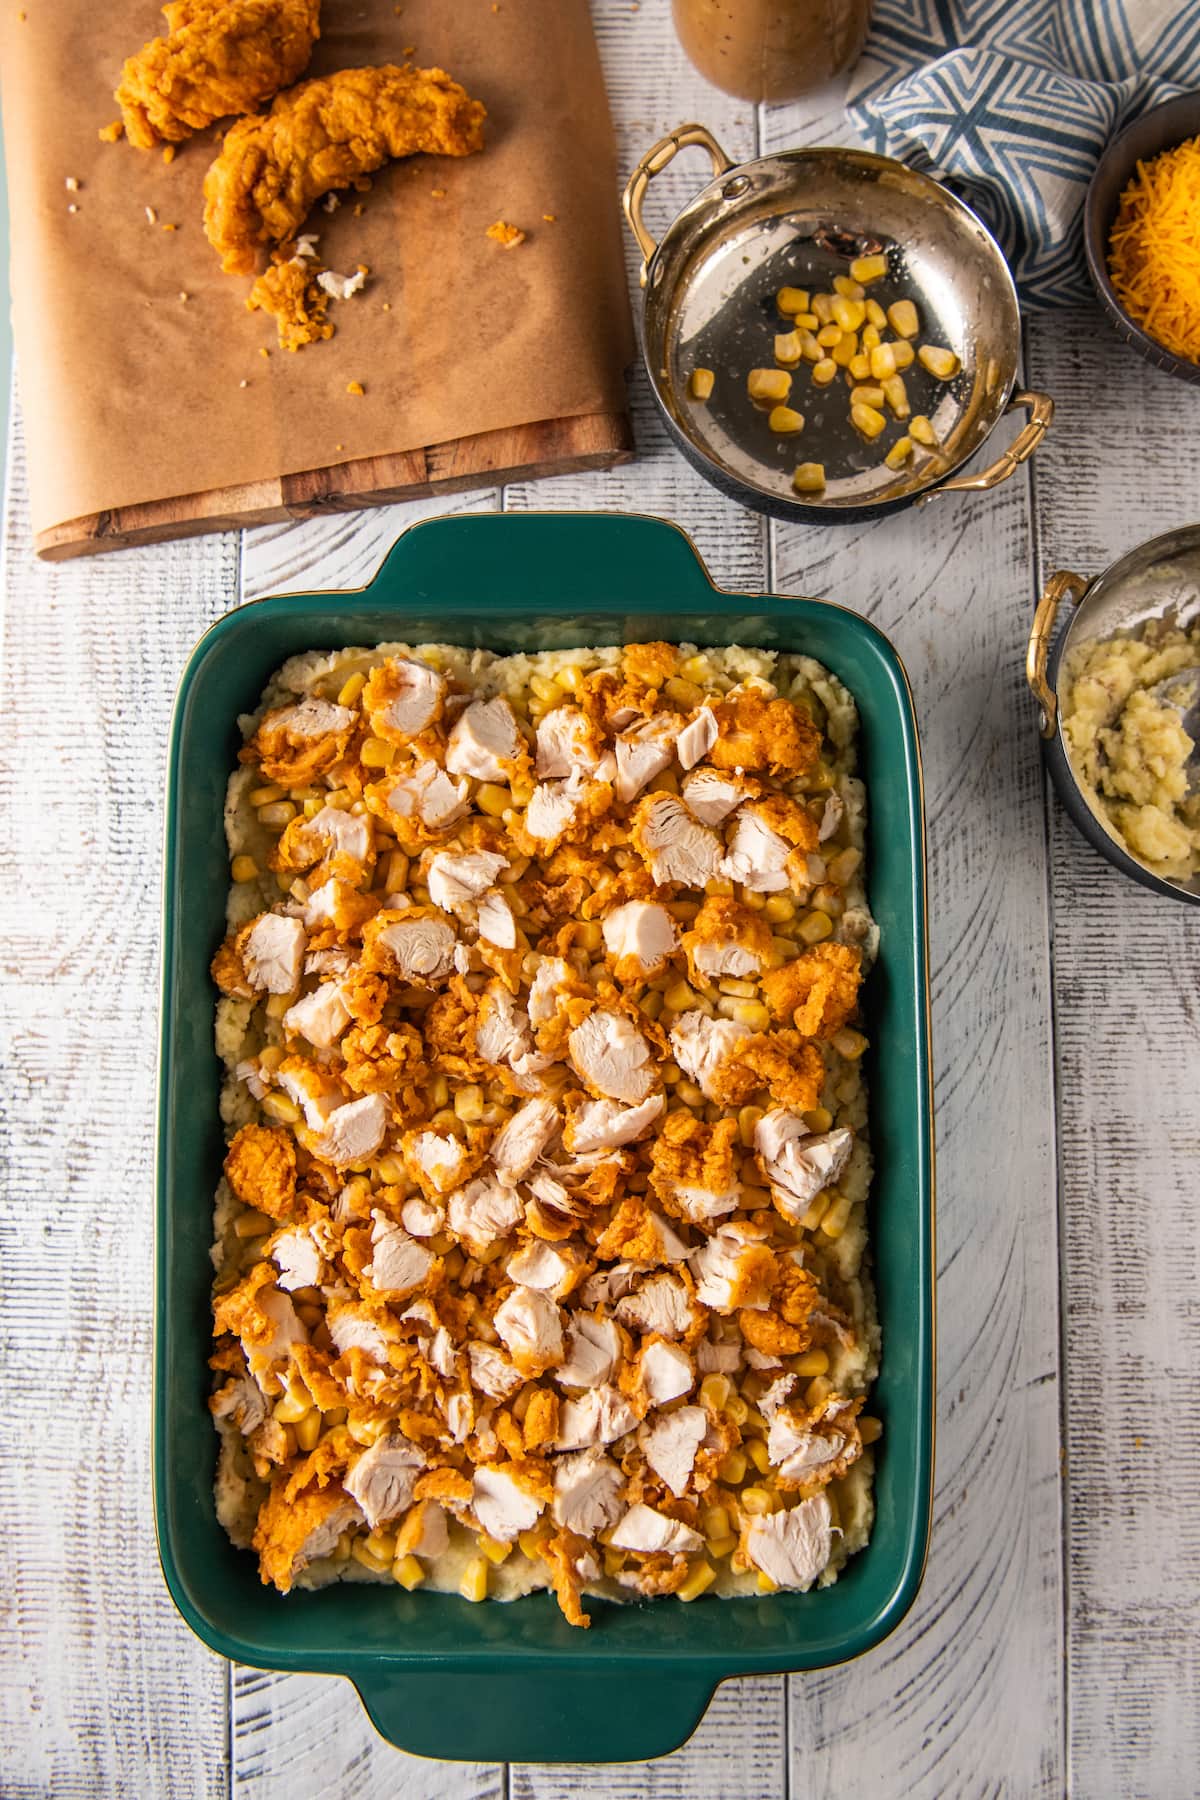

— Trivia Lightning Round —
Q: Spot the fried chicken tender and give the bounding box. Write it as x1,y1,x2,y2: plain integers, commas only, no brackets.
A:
247,259,334,352
224,1122,297,1218
710,691,821,778
762,942,862,1040
204,63,487,274
115,0,321,152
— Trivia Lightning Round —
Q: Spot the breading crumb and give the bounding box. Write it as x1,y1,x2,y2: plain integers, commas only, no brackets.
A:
543,213,557,223
99,121,124,142
163,222,178,231
145,205,158,224
179,290,189,301
163,145,176,164
64,176,80,191
67,203,79,214
431,187,447,200
487,220,527,250
323,193,340,214
346,380,366,396
239,379,249,387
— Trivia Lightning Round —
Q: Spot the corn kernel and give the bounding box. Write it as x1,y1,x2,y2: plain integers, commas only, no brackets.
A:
724,999,770,1030
918,344,959,379
797,909,833,944
479,1534,513,1566
832,295,865,332
248,784,284,806
665,677,704,706
869,343,897,381
519,1524,551,1560
909,414,938,447
352,1540,390,1574
740,1486,779,1516
793,1348,830,1378
882,374,910,419
850,384,885,407
800,1191,832,1232
676,1079,707,1109
700,1373,731,1410
708,1533,738,1559
725,1394,749,1425
767,404,805,435
454,1084,485,1123
689,367,715,401
865,297,887,328
885,436,913,469
664,979,698,1013
460,1557,489,1602
830,332,858,368
831,274,863,301
773,331,802,367
294,1408,321,1451
792,311,818,330
717,1449,747,1484
861,322,881,351
803,1106,834,1134
429,1075,450,1108
603,1548,626,1579
360,737,395,769
812,291,835,323
850,404,886,440
833,1026,869,1060
848,353,871,382
812,360,838,389
719,977,757,999
367,1528,398,1562
792,461,827,494
393,1553,426,1589
891,338,915,370
261,1092,301,1123
384,850,410,893
746,1437,771,1474
234,1208,272,1239
747,368,792,405
805,1375,833,1408
859,1415,883,1446
702,1504,731,1540
798,330,822,363
677,1560,717,1603
887,298,919,338
763,894,796,924
816,323,842,348
705,876,735,897
737,1104,764,1148
476,782,511,816
757,1572,779,1594
337,671,367,707
257,801,296,828
776,285,810,315
230,854,259,883
847,253,885,285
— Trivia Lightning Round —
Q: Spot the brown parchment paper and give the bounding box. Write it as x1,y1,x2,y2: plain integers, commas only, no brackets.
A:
0,0,634,539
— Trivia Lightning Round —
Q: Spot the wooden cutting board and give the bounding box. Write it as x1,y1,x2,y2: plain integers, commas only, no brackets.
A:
35,410,634,561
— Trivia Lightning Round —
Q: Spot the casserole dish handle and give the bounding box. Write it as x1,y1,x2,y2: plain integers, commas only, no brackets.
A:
354,1667,714,1763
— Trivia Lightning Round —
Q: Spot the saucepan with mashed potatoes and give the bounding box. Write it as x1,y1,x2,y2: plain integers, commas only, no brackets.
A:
1027,523,1200,903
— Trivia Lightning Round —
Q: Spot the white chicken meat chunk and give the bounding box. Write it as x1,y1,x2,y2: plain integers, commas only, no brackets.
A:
403,1500,449,1559
639,1339,694,1406
401,1195,445,1237
327,1303,388,1364
556,1384,639,1451
283,981,350,1048
406,1129,467,1195
312,1092,387,1166
243,914,306,994
239,1284,307,1381
602,901,678,977
669,1011,752,1103
613,1273,694,1340
445,697,523,783
475,984,546,1089
721,809,793,893
476,891,517,949
552,1448,626,1536
641,1405,707,1497
211,1373,269,1436
344,1433,426,1529
467,1341,524,1400
385,759,469,830
522,783,579,845
506,1240,575,1295
268,695,355,743
491,1097,559,1185
611,1503,702,1556
427,849,509,913
276,1063,342,1130
767,1405,851,1484
696,1335,743,1376
447,1175,523,1249
269,1226,323,1291
302,805,373,867
568,1010,656,1105
371,915,456,984
614,715,678,802
493,1285,564,1371
680,767,753,826
535,706,604,779
634,794,721,888
556,1313,622,1389
367,1212,434,1297
743,1493,834,1591
375,658,445,737
819,791,845,842
754,1112,853,1220
473,1466,545,1542
564,1092,664,1153
675,706,718,770
692,1221,771,1313
528,956,573,1026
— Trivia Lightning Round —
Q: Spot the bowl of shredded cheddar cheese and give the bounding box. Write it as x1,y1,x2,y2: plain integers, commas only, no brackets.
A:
1085,93,1200,383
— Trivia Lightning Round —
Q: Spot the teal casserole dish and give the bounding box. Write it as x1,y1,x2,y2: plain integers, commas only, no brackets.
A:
156,511,934,1765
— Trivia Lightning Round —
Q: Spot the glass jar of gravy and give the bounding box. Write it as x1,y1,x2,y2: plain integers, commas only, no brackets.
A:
672,0,873,103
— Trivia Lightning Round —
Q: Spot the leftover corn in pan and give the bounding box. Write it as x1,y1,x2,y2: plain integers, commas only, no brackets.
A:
209,639,882,1627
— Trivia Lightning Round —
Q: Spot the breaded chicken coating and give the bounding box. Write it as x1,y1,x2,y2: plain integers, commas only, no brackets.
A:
115,0,321,151
203,63,487,274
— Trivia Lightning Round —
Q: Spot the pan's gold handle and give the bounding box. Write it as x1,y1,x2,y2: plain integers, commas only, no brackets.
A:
1027,569,1088,738
919,390,1054,503
623,123,735,287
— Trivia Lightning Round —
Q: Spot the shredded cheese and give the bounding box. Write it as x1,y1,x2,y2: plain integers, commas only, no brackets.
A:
1107,134,1200,365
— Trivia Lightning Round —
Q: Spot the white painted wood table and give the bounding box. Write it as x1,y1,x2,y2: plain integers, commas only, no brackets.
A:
3,7,1198,1795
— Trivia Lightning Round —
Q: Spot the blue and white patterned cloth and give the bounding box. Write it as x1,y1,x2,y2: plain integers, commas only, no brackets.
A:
846,0,1200,305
